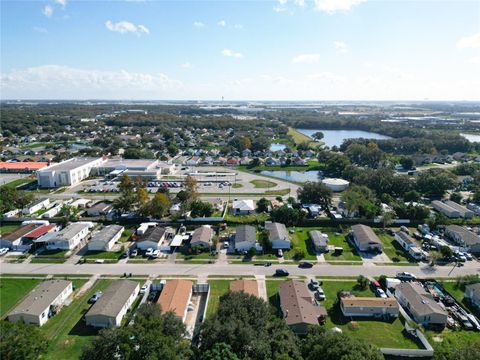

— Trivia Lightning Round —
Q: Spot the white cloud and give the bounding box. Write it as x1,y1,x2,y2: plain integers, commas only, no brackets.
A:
292,53,320,63
294,0,305,6
469,56,480,64
314,0,365,14
193,21,205,28
217,20,226,27
278,0,288,4
42,5,53,17
54,0,67,7
105,20,149,35
273,6,287,12
221,49,244,58
457,32,480,49
181,62,193,69
0,65,182,99
334,41,348,53
33,26,48,34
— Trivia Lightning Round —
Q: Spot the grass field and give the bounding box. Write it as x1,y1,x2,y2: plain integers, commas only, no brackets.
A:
1,178,36,189
206,280,230,318
30,258,66,264
232,183,243,188
35,249,70,258
321,228,362,261
0,278,41,317
250,179,277,188
287,128,313,145
82,251,123,260
283,227,317,260
118,229,133,243
42,279,112,360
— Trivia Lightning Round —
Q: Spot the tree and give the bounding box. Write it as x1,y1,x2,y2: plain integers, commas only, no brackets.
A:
270,205,305,226
400,156,414,170
58,205,81,226
148,192,171,219
198,292,301,360
81,304,191,360
113,174,136,214
433,336,480,360
190,200,214,218
356,275,369,290
297,182,333,211
0,321,47,360
292,247,305,260
301,326,383,360
340,185,379,219
0,186,34,214
440,245,453,259
416,169,457,197
429,251,441,267
256,198,271,213
258,229,272,252
450,192,462,203
313,131,324,141
403,190,420,202
201,343,239,360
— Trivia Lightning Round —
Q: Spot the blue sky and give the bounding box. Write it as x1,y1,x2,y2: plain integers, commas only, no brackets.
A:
1,0,479,100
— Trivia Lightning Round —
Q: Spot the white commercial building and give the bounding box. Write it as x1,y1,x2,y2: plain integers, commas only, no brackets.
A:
37,158,104,188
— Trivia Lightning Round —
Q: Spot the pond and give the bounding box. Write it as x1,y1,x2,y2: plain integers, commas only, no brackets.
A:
296,129,392,148
260,170,323,183
460,133,480,143
270,143,286,151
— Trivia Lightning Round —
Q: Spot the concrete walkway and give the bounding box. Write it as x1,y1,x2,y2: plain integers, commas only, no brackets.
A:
255,275,267,301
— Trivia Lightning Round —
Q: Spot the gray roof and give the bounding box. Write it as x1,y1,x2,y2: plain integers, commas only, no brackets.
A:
235,225,256,244
90,225,124,245
39,158,99,172
88,201,112,212
9,280,71,317
465,283,480,299
446,225,480,246
51,223,89,241
265,222,290,242
86,280,138,318
138,227,166,244
351,224,382,246
396,282,447,317
432,201,460,215
309,230,328,248
395,231,416,246
444,201,473,216
191,226,213,245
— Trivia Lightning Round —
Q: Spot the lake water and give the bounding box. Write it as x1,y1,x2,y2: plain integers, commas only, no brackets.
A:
270,143,286,151
460,133,480,143
296,129,392,148
260,170,323,183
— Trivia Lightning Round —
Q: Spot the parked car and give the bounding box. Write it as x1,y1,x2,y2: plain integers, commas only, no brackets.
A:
376,288,387,298
147,290,158,302
152,250,161,258
299,261,314,268
0,248,9,256
275,269,289,277
396,272,416,281
223,241,229,249
145,248,154,257
130,249,138,257
277,249,283,257
121,251,129,259
139,284,149,295
370,279,381,290
308,279,320,291
88,291,103,304
465,253,473,261
314,287,326,301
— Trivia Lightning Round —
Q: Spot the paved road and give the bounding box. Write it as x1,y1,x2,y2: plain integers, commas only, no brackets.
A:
1,262,478,278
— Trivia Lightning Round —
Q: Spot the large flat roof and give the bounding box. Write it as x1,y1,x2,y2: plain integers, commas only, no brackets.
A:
100,158,158,169
0,161,51,170
9,280,71,317
39,158,100,172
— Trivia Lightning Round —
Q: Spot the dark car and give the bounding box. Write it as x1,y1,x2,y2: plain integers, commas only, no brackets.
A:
275,269,289,277
88,291,103,304
299,261,314,268
121,251,129,259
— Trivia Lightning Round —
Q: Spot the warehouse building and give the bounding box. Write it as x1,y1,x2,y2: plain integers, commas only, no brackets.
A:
37,157,104,188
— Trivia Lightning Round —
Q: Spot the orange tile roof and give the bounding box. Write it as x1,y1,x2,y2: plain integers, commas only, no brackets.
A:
0,162,51,170
157,280,193,318
229,279,259,297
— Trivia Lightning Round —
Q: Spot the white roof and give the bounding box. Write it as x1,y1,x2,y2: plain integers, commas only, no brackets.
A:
232,199,255,211
170,235,184,247
322,178,349,186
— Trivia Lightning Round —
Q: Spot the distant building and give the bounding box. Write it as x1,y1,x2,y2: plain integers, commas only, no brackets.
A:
22,198,50,215
279,280,327,335
37,157,104,188
88,225,124,252
0,223,39,250
431,200,474,219
8,280,72,326
444,225,480,254
395,282,447,329
265,221,291,249
85,280,139,328
86,201,113,217
158,280,193,323
232,200,255,215
349,224,383,253
230,279,259,297
0,161,51,173
136,227,166,250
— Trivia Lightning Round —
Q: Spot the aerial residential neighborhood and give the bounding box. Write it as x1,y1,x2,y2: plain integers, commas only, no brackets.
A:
1,0,480,360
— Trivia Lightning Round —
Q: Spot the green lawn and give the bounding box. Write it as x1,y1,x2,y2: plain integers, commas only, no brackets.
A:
224,212,270,224
1,178,36,189
82,251,123,260
206,280,231,318
232,183,243,188
426,328,480,355
283,227,317,260
42,279,112,360
266,280,282,310
0,278,41,317
441,282,479,317
35,249,70,258
118,229,133,243
250,179,277,188
0,224,21,235
321,228,362,261
30,259,66,264
376,231,416,263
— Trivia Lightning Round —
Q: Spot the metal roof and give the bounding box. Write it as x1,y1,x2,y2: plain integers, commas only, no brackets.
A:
86,280,139,318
